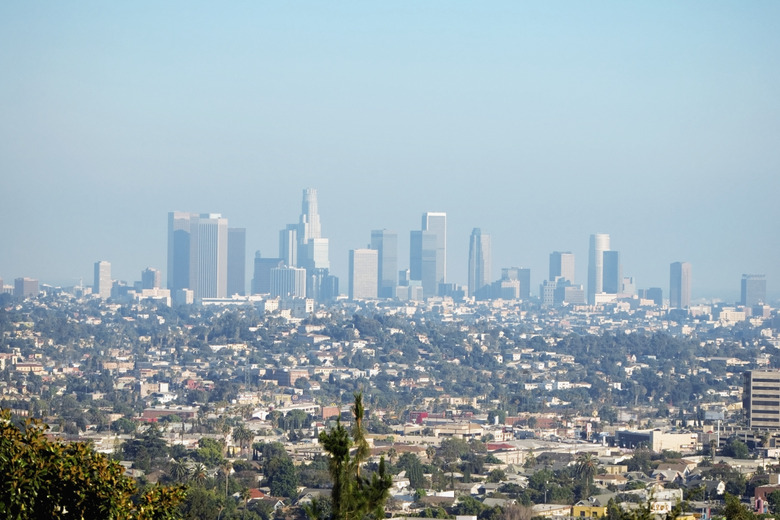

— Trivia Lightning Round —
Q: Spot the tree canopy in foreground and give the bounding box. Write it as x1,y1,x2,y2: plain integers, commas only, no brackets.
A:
0,409,185,519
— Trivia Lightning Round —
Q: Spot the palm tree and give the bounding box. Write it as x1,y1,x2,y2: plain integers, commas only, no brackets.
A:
168,457,191,483
575,452,598,500
240,487,252,520
233,424,253,457
222,460,233,498
191,462,208,486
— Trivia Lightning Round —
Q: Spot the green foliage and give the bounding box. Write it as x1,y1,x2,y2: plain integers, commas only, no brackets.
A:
316,392,392,520
0,409,185,519
722,492,753,520
265,455,299,498
767,490,780,514
194,437,225,467
724,439,751,459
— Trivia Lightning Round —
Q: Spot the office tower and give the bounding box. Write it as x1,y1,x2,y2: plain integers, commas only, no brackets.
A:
743,370,780,429
279,225,298,267
93,261,111,299
141,267,161,290
270,266,307,299
602,251,621,295
549,251,575,283
422,212,447,287
308,268,339,303
299,188,322,243
468,228,492,299
348,249,378,300
669,262,692,309
227,227,246,296
14,278,39,299
410,230,438,298
495,267,531,300
741,274,767,306
167,211,198,292
587,233,610,304
189,213,228,300
621,277,637,297
297,188,329,271
645,287,663,306
371,229,398,298
307,238,330,270
252,253,284,294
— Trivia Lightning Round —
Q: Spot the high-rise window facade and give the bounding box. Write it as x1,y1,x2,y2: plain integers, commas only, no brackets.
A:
587,233,610,304
349,249,378,300
468,228,491,298
670,261,692,309
741,274,767,306
371,229,398,298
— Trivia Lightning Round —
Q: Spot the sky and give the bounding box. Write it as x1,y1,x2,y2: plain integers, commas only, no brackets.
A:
1,2,779,302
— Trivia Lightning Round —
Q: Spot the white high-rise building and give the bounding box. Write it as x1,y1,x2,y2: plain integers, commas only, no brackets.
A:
189,213,229,300
549,251,575,283
587,233,610,304
468,228,491,298
270,266,307,299
348,249,378,300
94,260,111,299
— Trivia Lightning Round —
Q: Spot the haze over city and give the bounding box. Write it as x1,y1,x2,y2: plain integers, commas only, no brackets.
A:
2,2,778,301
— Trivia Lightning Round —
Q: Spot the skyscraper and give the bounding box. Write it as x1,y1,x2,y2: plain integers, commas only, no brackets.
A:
167,211,197,292
270,266,307,299
141,267,161,290
348,249,378,300
189,213,228,300
602,251,621,295
297,188,329,271
741,274,767,306
371,229,398,298
252,253,284,294
587,233,610,304
410,230,438,298
94,260,111,299
279,224,298,267
422,212,447,288
468,228,491,298
669,261,692,309
549,251,575,283
227,227,246,296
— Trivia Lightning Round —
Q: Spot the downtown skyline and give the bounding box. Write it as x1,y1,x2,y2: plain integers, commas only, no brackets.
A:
0,187,772,306
1,3,778,301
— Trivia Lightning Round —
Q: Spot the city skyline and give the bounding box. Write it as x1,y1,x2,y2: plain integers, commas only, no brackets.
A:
0,193,774,305
2,3,779,301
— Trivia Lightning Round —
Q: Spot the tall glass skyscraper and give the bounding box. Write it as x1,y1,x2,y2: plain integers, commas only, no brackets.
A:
670,261,692,308
468,228,491,298
741,274,766,306
371,229,398,298
587,233,610,304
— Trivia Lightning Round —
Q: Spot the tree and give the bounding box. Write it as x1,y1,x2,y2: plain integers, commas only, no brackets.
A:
265,454,299,498
487,468,507,483
722,492,753,520
724,439,750,460
575,452,598,500
0,409,185,519
767,490,780,514
315,392,392,520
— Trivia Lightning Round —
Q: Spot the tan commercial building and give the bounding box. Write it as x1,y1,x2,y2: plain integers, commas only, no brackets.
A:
744,370,780,429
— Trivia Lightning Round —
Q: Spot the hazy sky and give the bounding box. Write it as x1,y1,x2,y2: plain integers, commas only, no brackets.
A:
2,2,778,302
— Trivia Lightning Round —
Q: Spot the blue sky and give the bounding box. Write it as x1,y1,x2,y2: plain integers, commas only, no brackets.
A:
1,2,778,301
